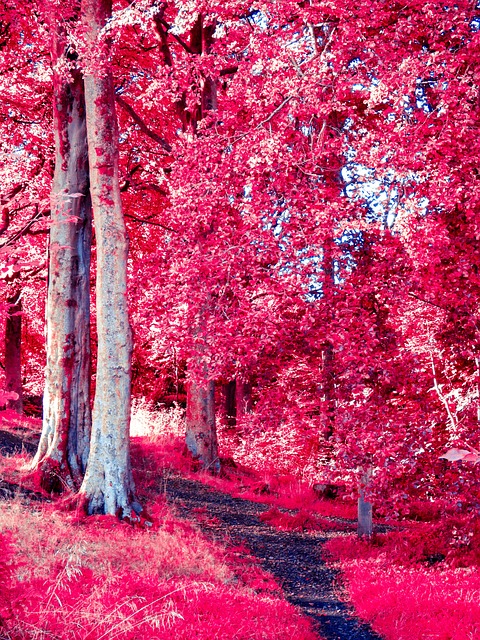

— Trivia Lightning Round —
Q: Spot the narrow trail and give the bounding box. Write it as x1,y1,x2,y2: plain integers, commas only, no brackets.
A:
165,474,383,640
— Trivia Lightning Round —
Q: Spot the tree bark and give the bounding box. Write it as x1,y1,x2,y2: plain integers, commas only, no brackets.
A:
322,234,336,440
31,10,92,492
172,15,219,472
78,0,135,516
357,489,373,537
223,380,236,428
5,294,23,414
186,377,219,472
357,472,373,537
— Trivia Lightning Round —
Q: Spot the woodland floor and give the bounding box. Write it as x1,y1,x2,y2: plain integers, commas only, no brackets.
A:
0,426,383,640
162,472,383,640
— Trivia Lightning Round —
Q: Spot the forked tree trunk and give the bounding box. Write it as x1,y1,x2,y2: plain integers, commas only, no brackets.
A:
5,294,23,414
186,377,219,472
31,12,92,492
78,0,135,516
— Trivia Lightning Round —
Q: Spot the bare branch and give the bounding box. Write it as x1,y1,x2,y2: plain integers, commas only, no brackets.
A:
408,291,449,312
0,206,49,248
115,94,172,152
124,213,176,232
232,96,294,144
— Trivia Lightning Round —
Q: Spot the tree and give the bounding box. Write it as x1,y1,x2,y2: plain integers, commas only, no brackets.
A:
4,292,23,413
4,0,480,525
77,0,135,516
31,2,92,492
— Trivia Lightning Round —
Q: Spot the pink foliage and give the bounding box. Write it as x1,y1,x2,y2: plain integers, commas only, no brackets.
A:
259,507,354,533
325,529,480,639
0,533,18,630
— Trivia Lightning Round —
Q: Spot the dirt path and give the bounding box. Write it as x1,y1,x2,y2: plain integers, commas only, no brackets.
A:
165,474,383,640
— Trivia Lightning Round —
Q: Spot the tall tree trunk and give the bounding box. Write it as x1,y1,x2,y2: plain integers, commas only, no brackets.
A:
5,293,23,414
183,15,220,472
322,234,336,440
78,0,135,516
31,10,92,493
186,377,219,472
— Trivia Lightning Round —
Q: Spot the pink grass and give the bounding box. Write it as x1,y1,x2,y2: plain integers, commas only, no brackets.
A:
132,435,357,521
0,497,318,640
325,534,480,640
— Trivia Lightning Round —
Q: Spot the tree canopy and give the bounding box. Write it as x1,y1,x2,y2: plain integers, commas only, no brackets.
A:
1,0,480,517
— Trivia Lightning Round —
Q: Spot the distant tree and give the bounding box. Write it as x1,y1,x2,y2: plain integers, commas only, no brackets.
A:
4,292,23,414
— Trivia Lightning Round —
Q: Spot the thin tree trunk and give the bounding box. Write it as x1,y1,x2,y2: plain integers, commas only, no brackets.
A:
224,380,236,428
5,293,23,414
322,234,336,440
78,0,135,516
31,9,92,493
322,340,335,439
236,378,252,421
357,471,373,537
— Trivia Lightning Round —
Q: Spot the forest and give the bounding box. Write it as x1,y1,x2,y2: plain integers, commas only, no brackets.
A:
0,0,480,638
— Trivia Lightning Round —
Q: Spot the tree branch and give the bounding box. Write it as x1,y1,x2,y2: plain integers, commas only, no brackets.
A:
0,206,49,248
115,94,172,152
408,291,449,312
231,96,294,144
124,213,176,232
154,16,194,54
220,66,239,76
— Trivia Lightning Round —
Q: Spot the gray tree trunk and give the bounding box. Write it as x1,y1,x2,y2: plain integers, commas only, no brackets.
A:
5,294,23,414
183,16,221,472
358,473,373,537
31,13,92,492
78,0,135,517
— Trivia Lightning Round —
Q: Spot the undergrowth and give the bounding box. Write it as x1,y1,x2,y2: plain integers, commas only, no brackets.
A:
129,406,480,640
5,405,480,639
324,531,480,640
0,498,317,639
0,405,318,640
132,435,357,521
